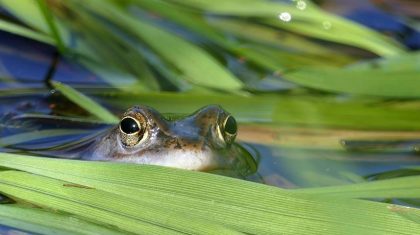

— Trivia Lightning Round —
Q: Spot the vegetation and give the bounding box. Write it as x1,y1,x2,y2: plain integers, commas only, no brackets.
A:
0,0,419,234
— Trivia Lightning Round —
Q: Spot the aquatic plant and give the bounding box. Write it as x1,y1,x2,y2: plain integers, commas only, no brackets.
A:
0,0,420,234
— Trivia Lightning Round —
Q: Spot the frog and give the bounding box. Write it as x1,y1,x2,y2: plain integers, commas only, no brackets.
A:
83,105,256,177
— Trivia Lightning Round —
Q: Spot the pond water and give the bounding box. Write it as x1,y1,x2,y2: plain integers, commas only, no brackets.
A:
0,1,420,233
1,29,420,194
0,0,419,213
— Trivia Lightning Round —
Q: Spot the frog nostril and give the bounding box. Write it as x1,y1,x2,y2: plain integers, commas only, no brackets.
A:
120,117,140,134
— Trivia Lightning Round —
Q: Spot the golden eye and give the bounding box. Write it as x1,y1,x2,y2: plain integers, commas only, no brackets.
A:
220,115,237,144
119,117,145,147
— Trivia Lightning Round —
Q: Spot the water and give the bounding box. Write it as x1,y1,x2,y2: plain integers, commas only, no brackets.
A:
0,2,420,216
2,85,420,189
1,23,420,191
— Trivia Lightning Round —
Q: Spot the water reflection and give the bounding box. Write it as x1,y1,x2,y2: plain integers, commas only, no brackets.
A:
296,0,307,10
278,12,292,22
322,21,332,30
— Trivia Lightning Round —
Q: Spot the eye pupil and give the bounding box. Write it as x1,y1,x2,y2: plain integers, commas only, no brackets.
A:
120,117,140,134
224,116,237,135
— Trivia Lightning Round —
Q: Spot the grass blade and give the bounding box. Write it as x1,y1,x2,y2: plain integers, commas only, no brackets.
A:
283,68,420,98
79,0,243,91
36,0,66,53
1,153,420,234
0,205,125,235
296,175,420,198
169,0,405,56
100,92,420,130
51,81,118,123
0,170,240,235
0,19,53,44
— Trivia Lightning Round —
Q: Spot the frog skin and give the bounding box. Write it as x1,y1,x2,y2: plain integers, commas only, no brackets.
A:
83,105,255,176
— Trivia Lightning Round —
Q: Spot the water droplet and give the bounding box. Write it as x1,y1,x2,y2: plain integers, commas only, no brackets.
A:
278,12,292,22
322,21,332,30
296,0,307,10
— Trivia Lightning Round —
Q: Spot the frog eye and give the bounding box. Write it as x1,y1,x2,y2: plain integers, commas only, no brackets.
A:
221,115,237,144
119,117,145,147
224,116,237,136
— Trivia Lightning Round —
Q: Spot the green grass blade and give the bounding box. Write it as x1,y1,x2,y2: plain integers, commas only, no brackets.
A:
131,0,351,73
78,59,153,92
169,0,405,56
265,17,402,57
0,19,53,44
1,153,420,234
80,0,243,91
0,170,239,235
51,81,118,123
0,0,71,46
36,0,66,53
0,0,50,33
0,172,184,234
0,205,126,235
57,5,160,91
0,129,90,147
296,175,420,198
100,92,420,130
348,52,420,71
283,68,420,98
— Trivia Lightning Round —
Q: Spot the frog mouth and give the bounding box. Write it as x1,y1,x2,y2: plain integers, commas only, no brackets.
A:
113,149,217,170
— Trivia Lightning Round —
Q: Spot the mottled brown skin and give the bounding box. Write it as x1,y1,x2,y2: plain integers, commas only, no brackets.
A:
84,105,254,177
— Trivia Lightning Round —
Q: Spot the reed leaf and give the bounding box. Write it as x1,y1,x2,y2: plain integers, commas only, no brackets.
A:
99,92,420,130
296,175,420,198
51,81,118,123
0,205,126,235
0,153,420,234
284,68,420,98
168,0,405,56
79,0,243,91
0,19,53,44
